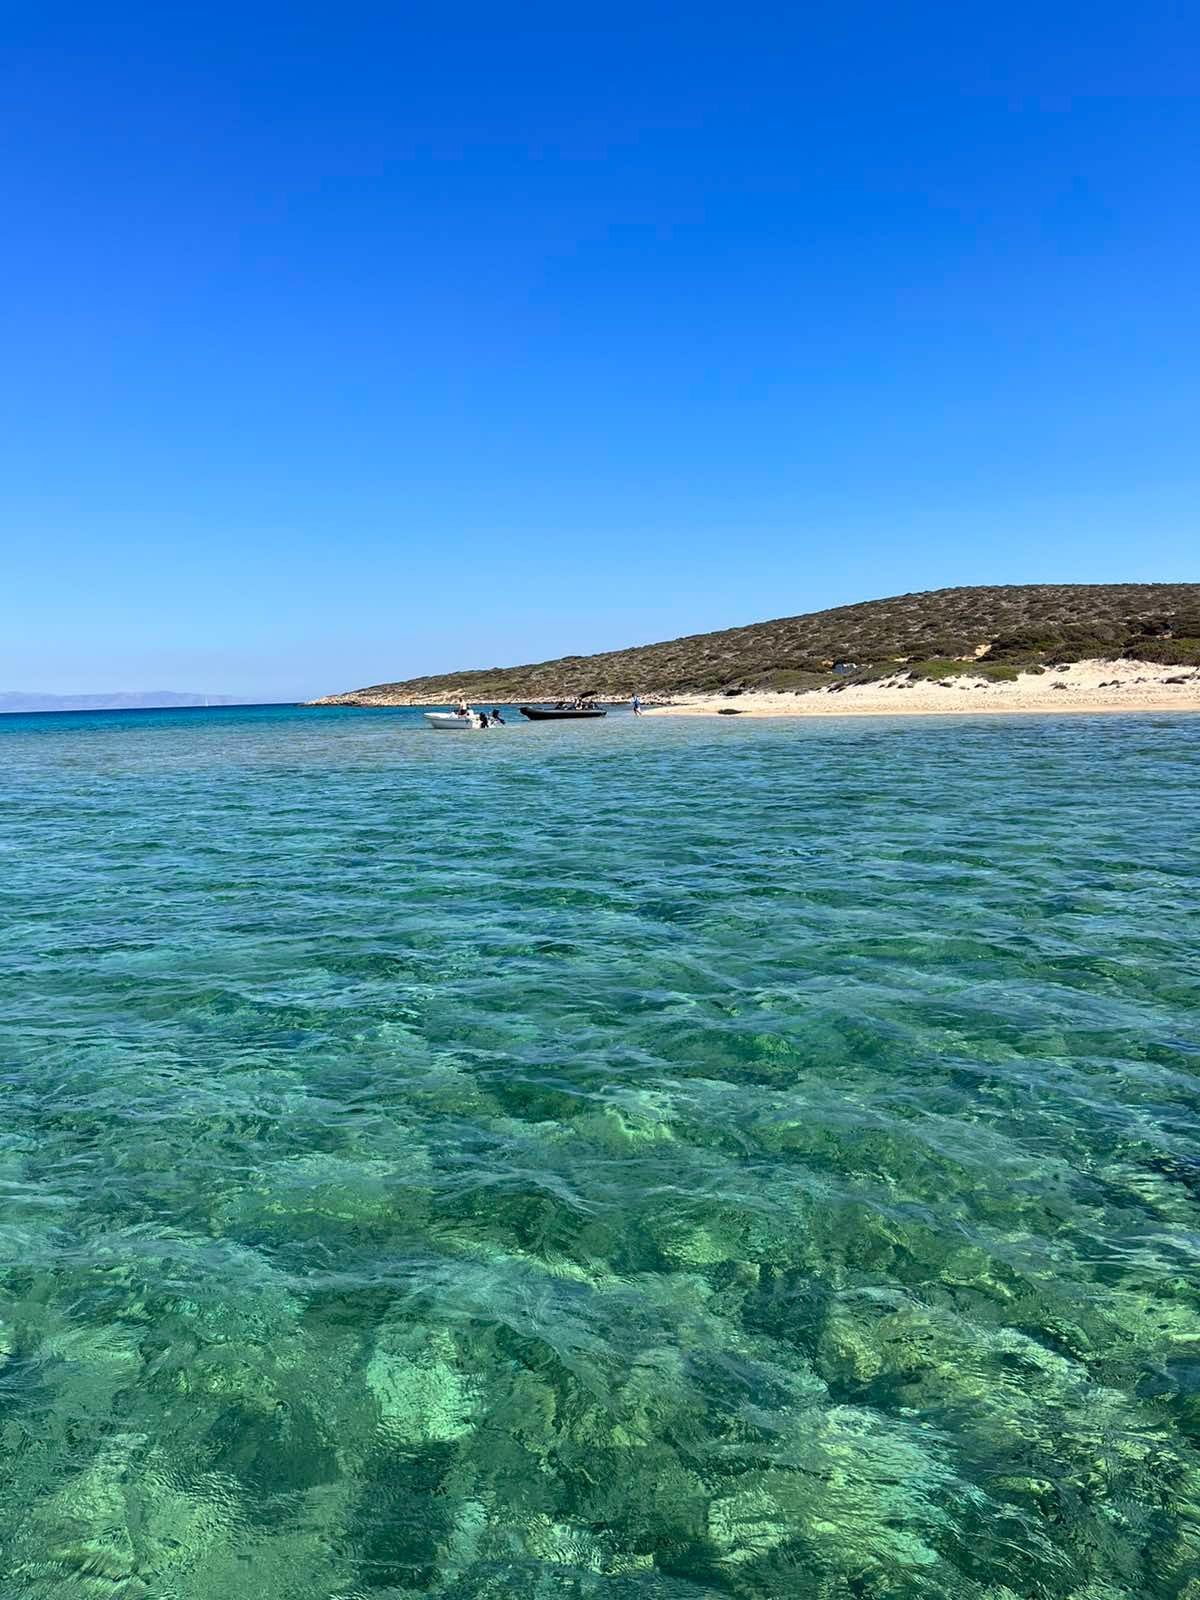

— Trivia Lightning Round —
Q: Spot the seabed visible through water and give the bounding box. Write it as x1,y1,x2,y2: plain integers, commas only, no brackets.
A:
1,704,1198,1598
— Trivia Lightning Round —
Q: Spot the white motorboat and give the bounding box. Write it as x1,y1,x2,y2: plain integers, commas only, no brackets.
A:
424,711,483,731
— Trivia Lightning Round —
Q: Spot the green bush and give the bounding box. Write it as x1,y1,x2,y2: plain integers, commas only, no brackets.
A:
1044,638,1123,664
902,658,987,680
752,668,830,692
984,641,1055,663
1123,637,1200,665
845,661,906,684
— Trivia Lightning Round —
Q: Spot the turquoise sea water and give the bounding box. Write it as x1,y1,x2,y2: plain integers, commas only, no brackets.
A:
1,703,1198,1599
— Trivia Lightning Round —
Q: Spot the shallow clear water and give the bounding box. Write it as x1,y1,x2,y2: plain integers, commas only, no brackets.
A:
1,704,1198,1599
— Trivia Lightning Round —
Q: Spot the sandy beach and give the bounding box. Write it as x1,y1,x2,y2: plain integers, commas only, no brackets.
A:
645,659,1200,717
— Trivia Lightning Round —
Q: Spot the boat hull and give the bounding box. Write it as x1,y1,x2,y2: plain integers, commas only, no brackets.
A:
424,712,482,730
519,707,607,720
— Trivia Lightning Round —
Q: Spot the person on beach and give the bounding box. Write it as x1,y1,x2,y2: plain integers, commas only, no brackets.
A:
631,693,643,716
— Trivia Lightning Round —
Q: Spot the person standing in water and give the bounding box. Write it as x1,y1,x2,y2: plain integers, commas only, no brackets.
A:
631,694,643,716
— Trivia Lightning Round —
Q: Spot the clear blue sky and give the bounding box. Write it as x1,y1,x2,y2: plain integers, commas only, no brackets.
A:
3,3,1197,700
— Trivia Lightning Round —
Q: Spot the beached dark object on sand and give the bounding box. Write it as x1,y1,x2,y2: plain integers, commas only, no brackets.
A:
519,706,607,721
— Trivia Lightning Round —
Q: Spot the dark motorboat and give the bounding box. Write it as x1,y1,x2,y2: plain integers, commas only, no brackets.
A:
519,705,608,721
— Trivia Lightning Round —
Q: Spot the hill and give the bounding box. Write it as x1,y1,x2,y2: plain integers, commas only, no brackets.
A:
311,583,1200,705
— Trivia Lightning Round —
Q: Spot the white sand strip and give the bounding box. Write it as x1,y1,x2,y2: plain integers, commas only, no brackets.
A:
644,660,1200,718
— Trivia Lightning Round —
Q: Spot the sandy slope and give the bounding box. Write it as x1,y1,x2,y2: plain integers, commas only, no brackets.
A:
645,660,1200,718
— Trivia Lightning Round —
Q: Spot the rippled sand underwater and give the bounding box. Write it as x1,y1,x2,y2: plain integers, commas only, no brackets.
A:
1,704,1198,1599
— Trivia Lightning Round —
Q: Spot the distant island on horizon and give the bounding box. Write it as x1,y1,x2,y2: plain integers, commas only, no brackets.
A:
0,691,245,714
312,582,1200,706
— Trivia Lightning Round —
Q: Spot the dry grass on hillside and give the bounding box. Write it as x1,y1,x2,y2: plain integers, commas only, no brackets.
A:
313,583,1200,704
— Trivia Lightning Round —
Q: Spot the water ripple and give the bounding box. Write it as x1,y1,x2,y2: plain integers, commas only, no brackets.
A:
0,705,1197,1597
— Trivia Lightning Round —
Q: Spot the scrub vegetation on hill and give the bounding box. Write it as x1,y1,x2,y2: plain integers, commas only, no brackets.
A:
314,583,1200,704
